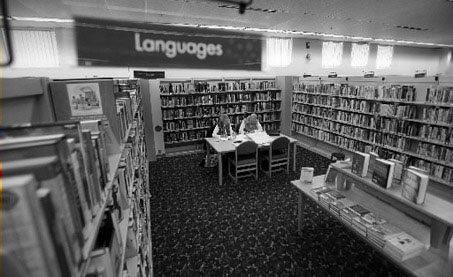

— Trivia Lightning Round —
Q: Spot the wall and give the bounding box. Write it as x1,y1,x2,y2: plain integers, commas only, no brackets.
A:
1,27,451,79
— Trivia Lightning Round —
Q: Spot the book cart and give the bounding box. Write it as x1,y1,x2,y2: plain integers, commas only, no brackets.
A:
145,77,282,154
291,168,453,277
1,78,153,276
291,76,453,192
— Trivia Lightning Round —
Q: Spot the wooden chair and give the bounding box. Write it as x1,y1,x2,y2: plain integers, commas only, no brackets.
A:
228,140,258,184
260,136,290,177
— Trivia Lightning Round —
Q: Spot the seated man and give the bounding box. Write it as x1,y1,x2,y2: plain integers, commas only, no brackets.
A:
239,113,263,134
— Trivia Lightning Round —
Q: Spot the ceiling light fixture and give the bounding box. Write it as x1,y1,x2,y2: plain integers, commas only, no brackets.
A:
7,16,74,23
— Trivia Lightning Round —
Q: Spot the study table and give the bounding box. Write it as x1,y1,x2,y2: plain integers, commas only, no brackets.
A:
205,133,298,185
291,164,453,277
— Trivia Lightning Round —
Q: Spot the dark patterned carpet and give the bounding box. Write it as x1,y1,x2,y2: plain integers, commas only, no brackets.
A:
149,147,409,276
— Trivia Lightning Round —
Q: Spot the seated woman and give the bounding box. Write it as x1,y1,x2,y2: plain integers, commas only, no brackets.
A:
212,114,234,139
239,113,263,134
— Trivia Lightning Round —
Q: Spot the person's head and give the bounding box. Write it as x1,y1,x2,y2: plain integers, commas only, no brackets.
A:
245,115,258,131
218,114,230,128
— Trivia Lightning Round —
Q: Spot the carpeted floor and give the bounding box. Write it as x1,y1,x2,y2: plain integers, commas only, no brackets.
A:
149,147,409,276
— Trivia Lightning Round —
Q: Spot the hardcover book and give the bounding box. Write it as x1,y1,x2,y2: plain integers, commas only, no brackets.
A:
1,135,85,262
348,204,371,217
401,168,429,205
389,159,404,184
3,175,61,277
372,159,395,189
368,152,379,175
351,151,370,177
2,157,83,268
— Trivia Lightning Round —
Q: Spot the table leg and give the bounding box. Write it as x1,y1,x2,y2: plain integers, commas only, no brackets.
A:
430,220,453,276
293,143,297,171
218,153,223,186
298,191,305,235
206,142,211,167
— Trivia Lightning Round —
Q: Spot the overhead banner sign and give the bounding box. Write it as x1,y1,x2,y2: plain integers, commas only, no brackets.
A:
75,17,262,70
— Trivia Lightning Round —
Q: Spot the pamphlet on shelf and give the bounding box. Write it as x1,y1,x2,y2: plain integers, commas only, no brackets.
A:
300,167,314,184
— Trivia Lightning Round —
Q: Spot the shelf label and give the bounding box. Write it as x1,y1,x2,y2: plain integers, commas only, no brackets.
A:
75,17,262,70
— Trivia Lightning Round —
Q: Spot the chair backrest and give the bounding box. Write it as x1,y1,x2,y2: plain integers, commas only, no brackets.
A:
234,122,242,133
236,140,257,156
271,136,290,151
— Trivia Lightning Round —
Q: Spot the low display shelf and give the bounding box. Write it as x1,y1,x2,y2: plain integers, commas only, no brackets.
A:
291,169,453,277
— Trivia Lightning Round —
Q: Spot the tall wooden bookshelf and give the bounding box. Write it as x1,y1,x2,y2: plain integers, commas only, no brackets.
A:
1,78,153,276
146,77,282,154
291,76,453,190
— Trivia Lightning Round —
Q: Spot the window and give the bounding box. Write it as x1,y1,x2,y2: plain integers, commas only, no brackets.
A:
266,37,292,67
322,41,343,68
10,29,59,67
376,45,393,69
351,43,369,67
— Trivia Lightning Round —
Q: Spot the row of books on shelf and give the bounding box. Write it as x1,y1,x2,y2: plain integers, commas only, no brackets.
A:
292,124,453,183
292,109,453,146
311,186,425,261
294,83,453,104
1,116,143,276
292,118,453,167
294,83,417,101
2,78,149,276
160,80,277,94
161,92,281,106
425,86,453,104
87,126,150,277
162,103,281,119
293,96,453,123
164,122,281,144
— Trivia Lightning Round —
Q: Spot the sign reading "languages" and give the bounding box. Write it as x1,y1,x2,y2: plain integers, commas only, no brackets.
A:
76,17,262,70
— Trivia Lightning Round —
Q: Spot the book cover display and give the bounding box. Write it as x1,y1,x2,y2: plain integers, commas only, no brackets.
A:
50,79,121,150
351,151,370,177
372,159,395,189
401,168,429,205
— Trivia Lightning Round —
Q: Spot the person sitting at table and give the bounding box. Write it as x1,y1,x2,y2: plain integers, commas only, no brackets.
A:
239,113,263,134
212,114,234,139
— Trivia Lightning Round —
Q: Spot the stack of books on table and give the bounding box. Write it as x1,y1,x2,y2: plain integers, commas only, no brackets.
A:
339,206,356,225
318,189,344,210
329,197,356,216
384,233,425,261
345,204,370,235
322,190,345,213
352,212,387,237
367,223,404,248
319,193,334,210
310,186,333,200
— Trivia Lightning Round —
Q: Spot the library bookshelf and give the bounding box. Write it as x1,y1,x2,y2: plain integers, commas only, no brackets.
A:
145,77,282,155
291,76,453,191
292,168,453,277
1,78,152,277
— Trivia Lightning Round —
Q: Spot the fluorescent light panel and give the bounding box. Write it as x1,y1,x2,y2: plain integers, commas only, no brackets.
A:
7,17,453,48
